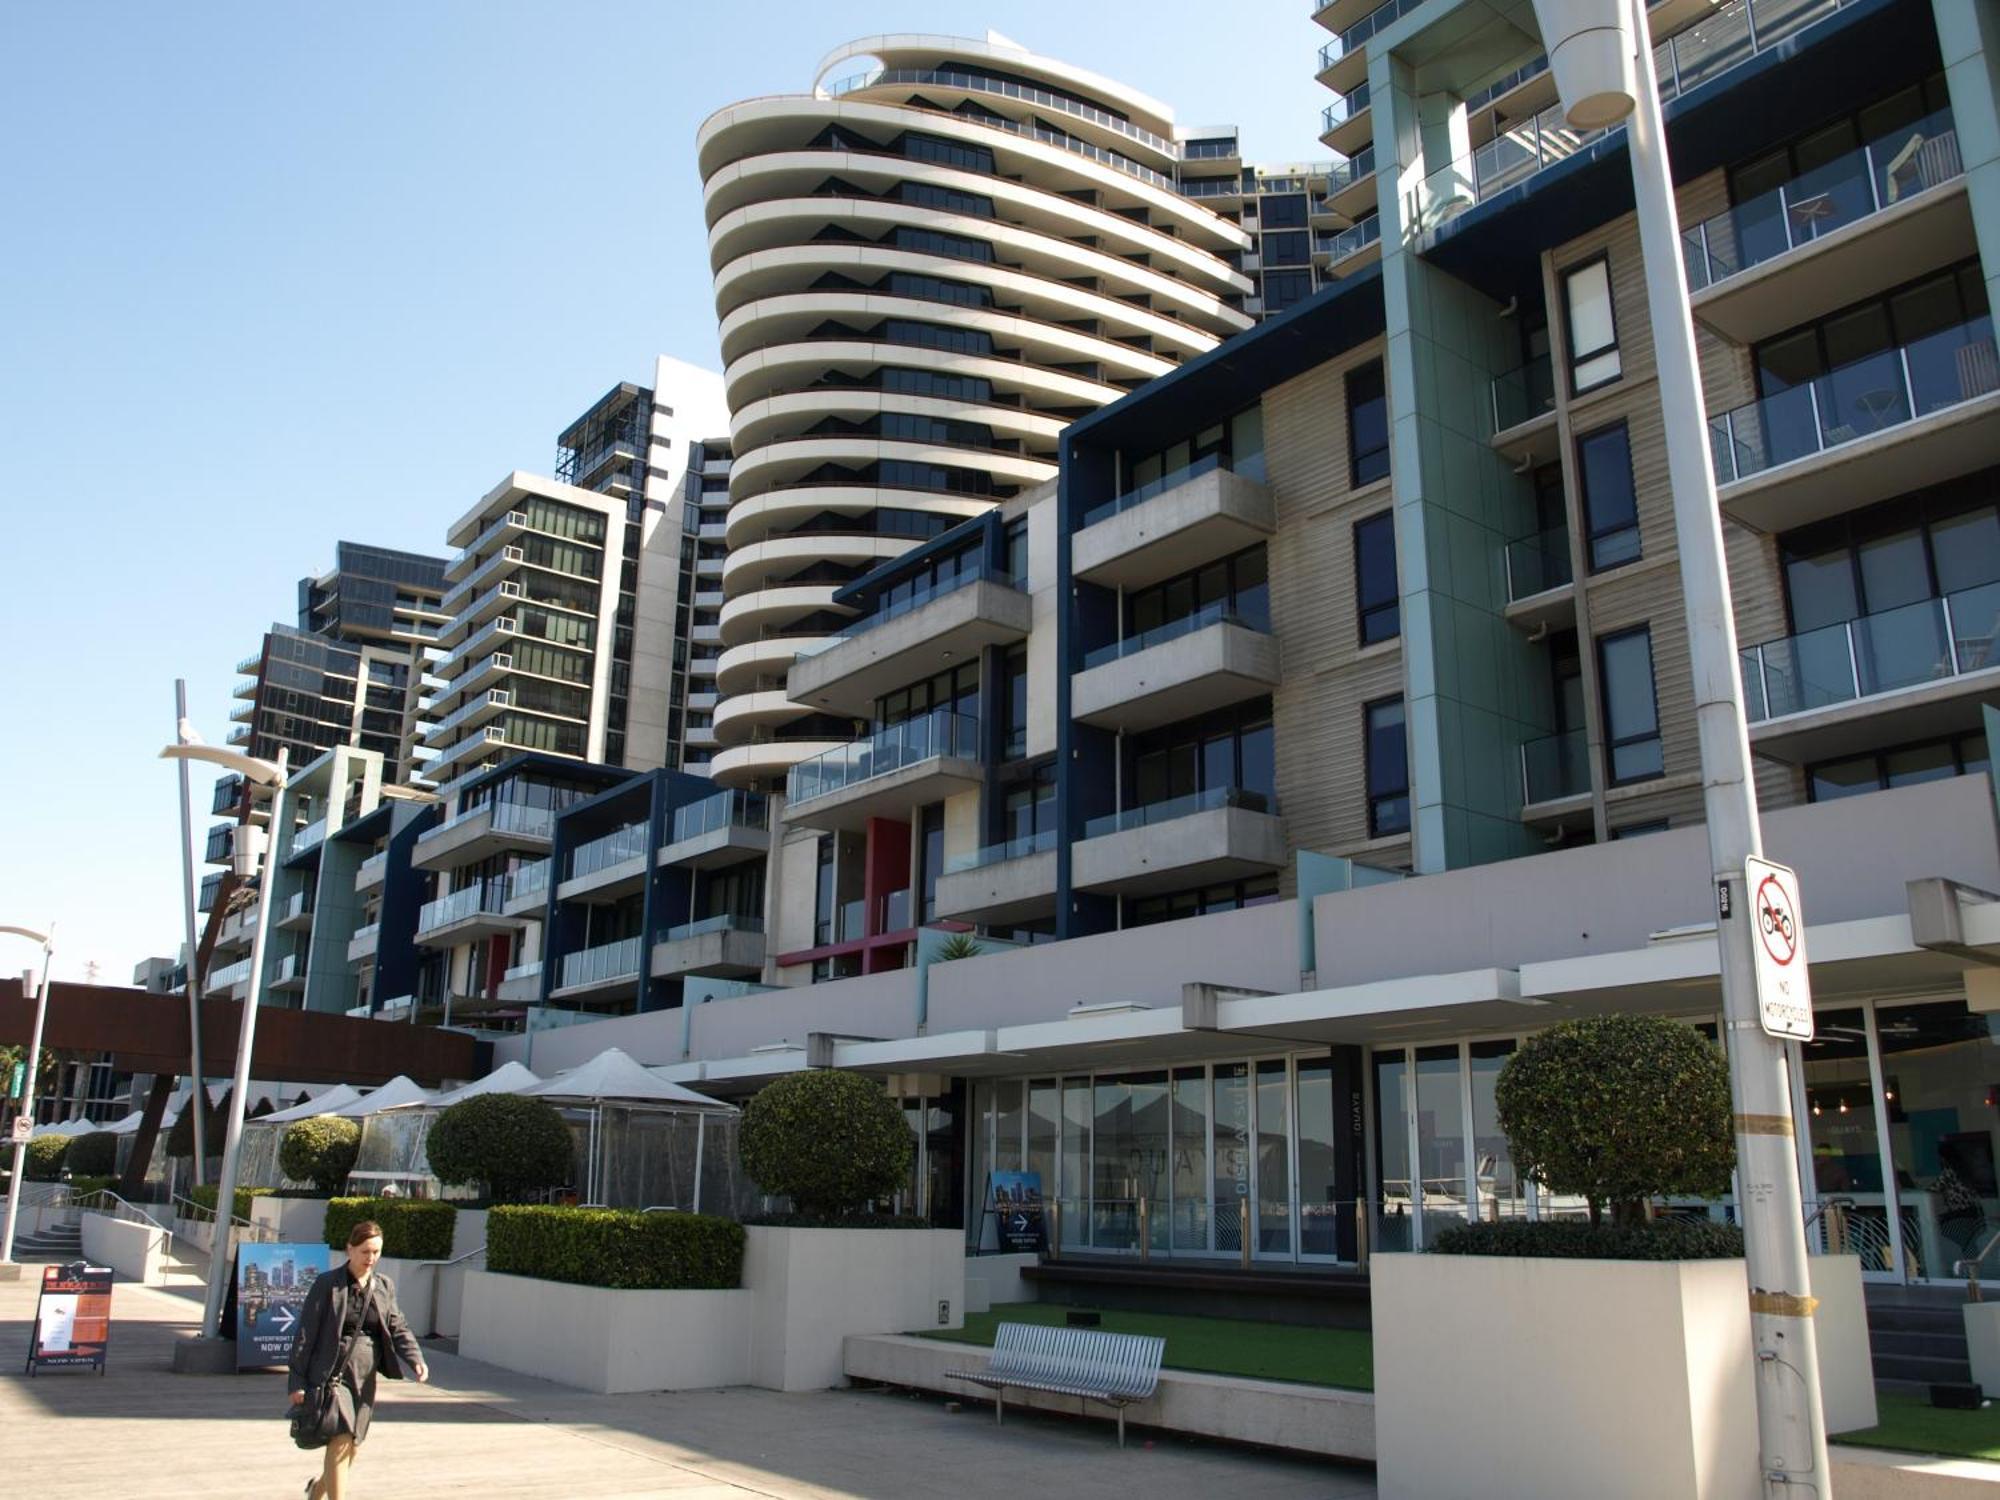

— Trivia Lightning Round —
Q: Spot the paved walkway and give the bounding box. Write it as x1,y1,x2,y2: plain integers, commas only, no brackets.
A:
0,1259,1376,1499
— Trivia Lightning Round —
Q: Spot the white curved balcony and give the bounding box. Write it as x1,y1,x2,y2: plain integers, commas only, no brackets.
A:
723,485,991,550
718,584,848,645
709,738,848,791
716,636,833,695
713,689,823,746
720,533,908,595
723,339,1122,415
728,434,1054,504
729,388,1065,458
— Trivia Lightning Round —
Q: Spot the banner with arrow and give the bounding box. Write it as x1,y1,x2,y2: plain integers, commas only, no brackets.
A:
234,1241,334,1369
990,1171,1046,1254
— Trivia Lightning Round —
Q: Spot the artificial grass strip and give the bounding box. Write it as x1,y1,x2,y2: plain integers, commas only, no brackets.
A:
1836,1394,2000,1463
920,1302,1374,1392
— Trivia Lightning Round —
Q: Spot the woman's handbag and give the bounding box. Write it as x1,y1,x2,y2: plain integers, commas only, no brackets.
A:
289,1282,378,1451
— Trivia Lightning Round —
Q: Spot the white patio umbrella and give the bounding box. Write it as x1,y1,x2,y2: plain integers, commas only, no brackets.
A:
259,1084,367,1124
523,1048,733,1207
394,1061,540,1111
330,1075,431,1118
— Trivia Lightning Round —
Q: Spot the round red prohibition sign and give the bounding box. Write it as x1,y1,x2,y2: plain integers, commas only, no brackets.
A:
1756,875,1798,966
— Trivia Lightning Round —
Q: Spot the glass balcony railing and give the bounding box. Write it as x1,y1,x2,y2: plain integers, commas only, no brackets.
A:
669,789,768,844
504,858,549,906
1319,0,1425,73
787,712,981,806
1491,353,1555,433
824,67,1176,157
1081,451,1235,529
944,827,1059,875
1321,81,1371,137
662,913,765,943
1739,581,2000,722
417,879,507,935
277,889,314,924
1521,730,1590,804
356,850,388,886
1406,0,1862,234
559,935,643,990
566,822,648,881
878,888,913,933
209,957,253,990
1505,527,1574,601
502,959,542,984
289,818,328,858
350,920,380,945
1318,214,1381,263
1082,786,1275,840
803,560,1021,654
1684,112,1960,291
1708,317,1998,484
1080,601,1266,670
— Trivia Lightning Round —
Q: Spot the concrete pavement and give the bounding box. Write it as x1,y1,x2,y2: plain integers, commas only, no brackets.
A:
0,1258,1377,1499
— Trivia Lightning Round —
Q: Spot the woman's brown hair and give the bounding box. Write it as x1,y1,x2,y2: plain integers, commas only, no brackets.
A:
346,1220,384,1247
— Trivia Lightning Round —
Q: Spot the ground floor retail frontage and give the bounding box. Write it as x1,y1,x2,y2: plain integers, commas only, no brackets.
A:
945,991,2000,1286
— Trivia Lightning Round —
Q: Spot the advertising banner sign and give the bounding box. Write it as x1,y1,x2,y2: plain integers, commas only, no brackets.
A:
26,1262,112,1375
991,1170,1046,1253
235,1242,334,1370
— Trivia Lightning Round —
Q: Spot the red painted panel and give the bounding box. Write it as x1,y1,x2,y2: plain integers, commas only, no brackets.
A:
862,817,912,938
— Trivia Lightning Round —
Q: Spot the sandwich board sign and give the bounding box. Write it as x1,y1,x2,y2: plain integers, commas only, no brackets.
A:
26,1262,113,1375
235,1242,333,1370
1747,856,1813,1041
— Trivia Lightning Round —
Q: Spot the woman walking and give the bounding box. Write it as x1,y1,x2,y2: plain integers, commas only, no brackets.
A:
287,1219,428,1500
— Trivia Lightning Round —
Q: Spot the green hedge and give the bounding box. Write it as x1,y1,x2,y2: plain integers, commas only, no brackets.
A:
24,1136,67,1181
1427,1219,1746,1261
67,1131,118,1177
487,1205,744,1290
67,1175,117,1198
187,1184,266,1222
323,1198,457,1260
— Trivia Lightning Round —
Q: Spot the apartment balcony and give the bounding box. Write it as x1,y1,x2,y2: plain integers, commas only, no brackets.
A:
1503,526,1575,633
268,952,306,995
557,823,650,904
354,850,389,893
439,543,526,617
496,960,542,1004
1325,144,1376,220
428,650,514,716
234,676,259,701
1709,317,2000,532
1073,458,1275,591
501,858,550,916
551,935,644,1003
1520,730,1592,816
206,956,253,999
1739,581,2000,764
422,688,512,748
1071,788,1286,897
227,723,252,747
412,796,556,871
1313,214,1382,273
1489,354,1558,466
288,817,328,860
1071,611,1280,733
235,651,263,675
273,888,316,932
933,830,1059,927
414,878,522,946
229,701,254,723
784,712,984,833
1318,81,1371,156
346,922,381,964
1314,0,1423,93
660,790,769,869
1686,110,1967,345
650,915,765,980
438,579,526,648
788,566,1031,718
445,508,531,583
434,615,522,679
204,823,235,866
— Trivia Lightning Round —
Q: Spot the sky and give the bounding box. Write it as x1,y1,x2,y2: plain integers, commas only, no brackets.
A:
0,1,1332,985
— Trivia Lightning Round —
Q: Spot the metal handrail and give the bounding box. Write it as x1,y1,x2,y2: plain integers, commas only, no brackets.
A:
73,1189,170,1234
441,1240,488,1268
169,1191,262,1234
1956,1225,2000,1300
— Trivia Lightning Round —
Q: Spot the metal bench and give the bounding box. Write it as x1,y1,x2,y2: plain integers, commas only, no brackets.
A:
946,1321,1165,1446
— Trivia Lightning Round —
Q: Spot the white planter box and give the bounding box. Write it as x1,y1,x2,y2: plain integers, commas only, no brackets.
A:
743,1227,964,1392
1374,1254,1760,1500
377,1257,438,1339
81,1211,169,1286
1810,1255,1876,1435
1966,1300,2000,1398
965,1252,1039,1314
457,1270,753,1394
250,1195,328,1246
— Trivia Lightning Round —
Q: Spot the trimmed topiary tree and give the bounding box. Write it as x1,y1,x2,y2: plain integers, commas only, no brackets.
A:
1495,1013,1735,1228
739,1070,912,1221
425,1093,574,1204
279,1114,361,1196
24,1135,68,1182
67,1131,118,1178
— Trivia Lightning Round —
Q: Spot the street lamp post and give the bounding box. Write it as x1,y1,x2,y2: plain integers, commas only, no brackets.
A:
158,742,288,1349
1530,0,1831,1490
0,924,57,1276
173,682,209,1184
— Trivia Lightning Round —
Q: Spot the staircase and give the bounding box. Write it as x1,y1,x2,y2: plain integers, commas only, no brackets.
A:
1866,1283,1974,1397
12,1219,82,1259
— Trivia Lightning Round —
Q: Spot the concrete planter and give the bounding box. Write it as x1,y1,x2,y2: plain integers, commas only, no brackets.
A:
250,1195,328,1246
377,1256,439,1339
965,1252,1039,1313
432,1208,488,1339
81,1211,170,1286
1811,1255,1876,1435
457,1269,753,1394
1965,1300,2000,1398
743,1226,964,1392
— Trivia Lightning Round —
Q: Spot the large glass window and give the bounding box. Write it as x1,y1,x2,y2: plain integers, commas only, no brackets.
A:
1213,1063,1251,1255
1373,1050,1413,1251
1256,1059,1293,1254
1172,1067,1211,1251
1126,700,1276,819
1469,1040,1524,1222
1562,256,1621,393
1598,627,1663,783
1348,360,1390,487
1880,1000,2000,1279
1366,697,1410,836
1355,511,1400,645
1578,423,1641,570
1807,730,1987,802
1124,545,1268,639
1296,1057,1340,1256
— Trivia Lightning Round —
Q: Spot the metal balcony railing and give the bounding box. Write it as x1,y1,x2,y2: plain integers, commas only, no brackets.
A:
567,823,649,881
558,935,643,989
1740,581,2000,722
944,827,1058,875
1317,0,1425,73
1317,214,1381,262
1491,353,1555,433
1505,526,1573,601
1320,81,1370,137
1521,730,1590,804
787,712,981,806
823,66,1176,157
668,790,768,845
417,879,508,935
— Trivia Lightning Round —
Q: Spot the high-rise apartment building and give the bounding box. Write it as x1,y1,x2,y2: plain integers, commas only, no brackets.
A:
425,356,727,787
698,33,1258,789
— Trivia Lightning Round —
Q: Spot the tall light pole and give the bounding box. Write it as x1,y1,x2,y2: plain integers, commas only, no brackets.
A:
0,924,57,1276
173,684,209,1184
1530,0,1830,1490
158,742,288,1346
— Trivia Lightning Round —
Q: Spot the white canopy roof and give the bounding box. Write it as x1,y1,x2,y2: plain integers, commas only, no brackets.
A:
104,1111,150,1136
32,1119,96,1138
259,1084,367,1124
409,1062,541,1110
331,1075,431,1117
524,1048,731,1110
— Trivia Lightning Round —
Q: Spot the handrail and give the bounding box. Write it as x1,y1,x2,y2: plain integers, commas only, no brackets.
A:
441,1241,488,1268
1957,1224,2000,1300
170,1192,261,1234
74,1189,170,1235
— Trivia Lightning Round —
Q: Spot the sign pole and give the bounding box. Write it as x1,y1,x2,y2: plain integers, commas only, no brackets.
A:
2,933,57,1270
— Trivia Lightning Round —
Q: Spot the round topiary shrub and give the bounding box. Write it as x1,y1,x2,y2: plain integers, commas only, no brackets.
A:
739,1070,912,1221
24,1135,68,1182
67,1130,118,1178
279,1114,361,1196
1496,1013,1735,1228
425,1093,574,1204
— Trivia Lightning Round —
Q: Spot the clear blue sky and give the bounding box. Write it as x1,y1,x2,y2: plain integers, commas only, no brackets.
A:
0,2,1329,984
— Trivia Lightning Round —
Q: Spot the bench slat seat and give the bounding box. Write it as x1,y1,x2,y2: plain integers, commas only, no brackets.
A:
946,1322,1165,1445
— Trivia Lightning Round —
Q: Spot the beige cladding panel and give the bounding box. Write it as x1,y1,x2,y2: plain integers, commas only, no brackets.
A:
943,788,981,863
1025,489,1061,760
771,828,821,958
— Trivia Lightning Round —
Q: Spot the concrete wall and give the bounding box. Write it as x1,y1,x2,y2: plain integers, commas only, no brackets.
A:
376,1256,437,1339
459,1270,754,1394
1813,1255,1877,1436
1312,773,2000,986
692,969,919,1057
743,1226,963,1392
81,1212,169,1286
250,1195,329,1246
964,1252,1038,1313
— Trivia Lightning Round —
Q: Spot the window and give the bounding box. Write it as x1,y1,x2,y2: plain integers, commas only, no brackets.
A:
1261,269,1313,313
1354,511,1399,645
1562,256,1620,393
1127,701,1275,815
1577,423,1641,570
919,804,945,923
1807,730,1987,802
1365,697,1409,837
1262,231,1310,267
1348,360,1389,487
1127,877,1280,929
1124,545,1269,640
814,838,836,946
1598,627,1663,783
1005,519,1028,590
1001,644,1029,759
1260,193,1308,229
